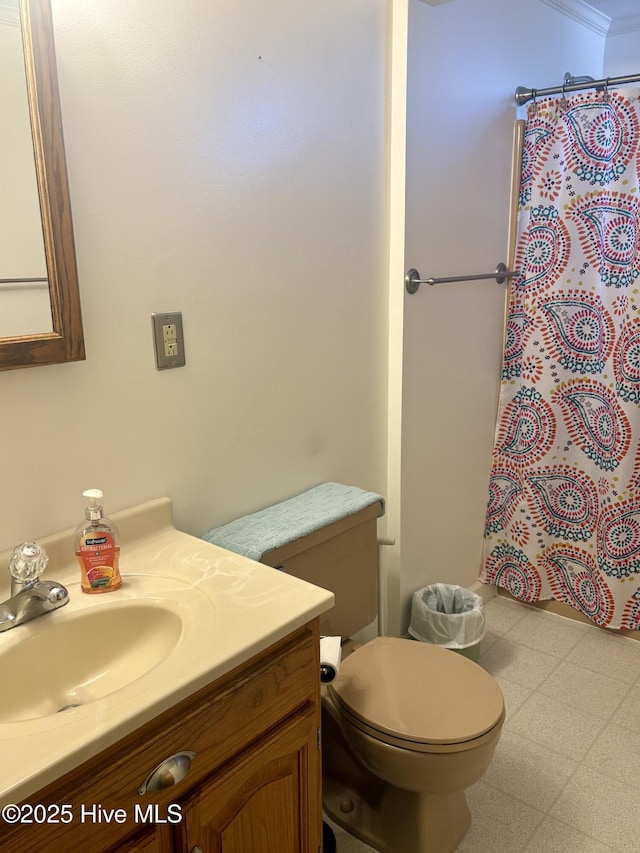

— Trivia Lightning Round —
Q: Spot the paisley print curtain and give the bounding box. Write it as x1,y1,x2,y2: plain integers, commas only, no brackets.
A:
481,88,640,630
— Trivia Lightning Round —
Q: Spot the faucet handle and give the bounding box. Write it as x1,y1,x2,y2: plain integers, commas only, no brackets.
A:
9,542,49,592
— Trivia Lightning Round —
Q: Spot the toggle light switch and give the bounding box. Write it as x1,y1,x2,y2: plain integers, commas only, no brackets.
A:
152,312,186,370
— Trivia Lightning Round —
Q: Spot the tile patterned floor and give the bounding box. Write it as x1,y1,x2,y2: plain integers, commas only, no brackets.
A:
325,596,640,852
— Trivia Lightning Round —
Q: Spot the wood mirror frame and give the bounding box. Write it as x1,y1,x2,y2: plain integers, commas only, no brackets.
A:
0,0,84,370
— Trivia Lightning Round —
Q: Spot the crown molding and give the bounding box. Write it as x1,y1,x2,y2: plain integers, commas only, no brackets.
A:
539,0,611,36
608,13,640,35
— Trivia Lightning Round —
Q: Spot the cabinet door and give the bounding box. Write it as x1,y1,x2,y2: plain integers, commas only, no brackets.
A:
182,706,320,853
118,826,173,853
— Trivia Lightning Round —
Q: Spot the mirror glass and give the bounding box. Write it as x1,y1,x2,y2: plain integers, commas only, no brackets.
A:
0,0,51,336
0,0,84,370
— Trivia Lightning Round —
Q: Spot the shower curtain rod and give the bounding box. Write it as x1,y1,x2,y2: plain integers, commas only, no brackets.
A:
515,72,640,106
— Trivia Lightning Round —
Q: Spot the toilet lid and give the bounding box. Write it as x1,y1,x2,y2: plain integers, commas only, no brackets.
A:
329,637,504,746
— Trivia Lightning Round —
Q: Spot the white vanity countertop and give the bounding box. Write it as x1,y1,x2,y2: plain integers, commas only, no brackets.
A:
0,497,334,805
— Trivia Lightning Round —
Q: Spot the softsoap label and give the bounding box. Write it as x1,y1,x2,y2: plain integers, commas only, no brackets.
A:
77,532,120,588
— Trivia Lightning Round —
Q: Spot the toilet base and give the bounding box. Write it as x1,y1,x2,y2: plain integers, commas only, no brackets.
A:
323,776,471,853
321,688,479,852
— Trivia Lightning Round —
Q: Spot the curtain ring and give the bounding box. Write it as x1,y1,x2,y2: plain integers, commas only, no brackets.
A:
560,80,568,112
529,88,538,116
603,77,611,103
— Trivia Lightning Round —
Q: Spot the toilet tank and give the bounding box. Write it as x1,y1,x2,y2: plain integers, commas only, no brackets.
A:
260,501,382,638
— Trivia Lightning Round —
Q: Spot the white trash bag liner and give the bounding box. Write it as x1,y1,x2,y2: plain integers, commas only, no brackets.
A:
408,583,485,650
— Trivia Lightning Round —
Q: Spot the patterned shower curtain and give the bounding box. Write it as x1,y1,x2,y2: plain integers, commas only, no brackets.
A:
481,87,640,630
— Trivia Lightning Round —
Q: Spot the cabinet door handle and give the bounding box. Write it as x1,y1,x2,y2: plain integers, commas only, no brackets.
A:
191,848,203,853
138,750,196,795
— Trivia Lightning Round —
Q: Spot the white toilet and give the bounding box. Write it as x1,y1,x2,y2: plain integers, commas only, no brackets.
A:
261,500,505,853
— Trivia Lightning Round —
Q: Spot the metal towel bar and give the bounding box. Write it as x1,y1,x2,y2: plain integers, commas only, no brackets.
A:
405,262,520,294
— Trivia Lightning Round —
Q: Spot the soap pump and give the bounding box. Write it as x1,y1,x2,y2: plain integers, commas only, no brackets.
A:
74,489,122,594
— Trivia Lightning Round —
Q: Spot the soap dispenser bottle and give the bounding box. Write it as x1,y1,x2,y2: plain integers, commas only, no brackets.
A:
75,489,122,593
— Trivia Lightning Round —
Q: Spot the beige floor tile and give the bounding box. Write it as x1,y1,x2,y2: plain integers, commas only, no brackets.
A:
551,764,640,852
480,638,561,689
504,610,586,658
493,674,533,718
583,723,640,791
457,781,542,853
479,628,501,654
566,629,640,684
507,692,604,760
484,597,529,635
523,817,616,852
537,660,630,720
611,685,640,732
483,730,578,810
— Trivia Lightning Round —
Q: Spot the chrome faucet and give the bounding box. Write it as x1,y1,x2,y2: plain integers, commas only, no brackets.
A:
0,542,69,633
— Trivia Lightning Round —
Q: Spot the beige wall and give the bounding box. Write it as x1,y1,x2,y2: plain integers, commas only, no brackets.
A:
604,24,640,76
0,0,389,552
3,0,632,638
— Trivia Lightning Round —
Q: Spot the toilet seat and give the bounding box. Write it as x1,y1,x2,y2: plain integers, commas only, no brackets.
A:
329,637,504,751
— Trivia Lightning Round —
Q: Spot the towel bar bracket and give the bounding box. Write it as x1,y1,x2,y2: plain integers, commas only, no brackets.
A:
405,262,519,294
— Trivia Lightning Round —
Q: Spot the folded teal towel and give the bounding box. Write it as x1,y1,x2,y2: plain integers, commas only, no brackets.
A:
203,482,385,561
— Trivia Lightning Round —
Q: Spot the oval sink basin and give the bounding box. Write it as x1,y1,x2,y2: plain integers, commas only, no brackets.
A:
0,603,183,723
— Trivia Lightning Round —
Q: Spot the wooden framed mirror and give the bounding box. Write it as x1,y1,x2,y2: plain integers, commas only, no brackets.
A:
0,0,84,370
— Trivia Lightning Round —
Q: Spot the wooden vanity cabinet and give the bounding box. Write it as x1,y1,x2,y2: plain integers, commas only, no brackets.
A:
0,620,322,853
178,706,318,852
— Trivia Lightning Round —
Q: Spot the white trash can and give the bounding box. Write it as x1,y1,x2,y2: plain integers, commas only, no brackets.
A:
408,583,486,662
